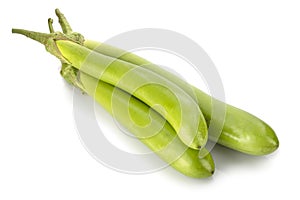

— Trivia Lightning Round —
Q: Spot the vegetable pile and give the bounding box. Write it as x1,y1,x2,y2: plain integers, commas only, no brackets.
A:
12,9,279,178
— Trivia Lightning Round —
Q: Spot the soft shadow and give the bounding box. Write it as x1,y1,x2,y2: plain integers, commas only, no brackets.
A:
161,145,279,182
211,144,277,173
160,166,216,185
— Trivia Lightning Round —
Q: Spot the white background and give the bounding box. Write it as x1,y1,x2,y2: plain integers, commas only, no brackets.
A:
1,0,300,199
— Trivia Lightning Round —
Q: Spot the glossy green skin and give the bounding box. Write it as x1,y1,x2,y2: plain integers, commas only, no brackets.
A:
84,40,279,155
12,28,213,177
68,67,215,178
56,40,208,150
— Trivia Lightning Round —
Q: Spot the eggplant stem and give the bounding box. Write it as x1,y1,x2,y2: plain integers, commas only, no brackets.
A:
54,9,85,45
12,28,73,63
55,8,73,34
12,29,51,45
48,18,55,33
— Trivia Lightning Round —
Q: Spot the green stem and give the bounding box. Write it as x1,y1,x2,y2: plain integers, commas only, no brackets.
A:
12,28,72,63
55,8,73,34
54,9,85,44
13,19,85,91
12,28,51,46
48,18,55,33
